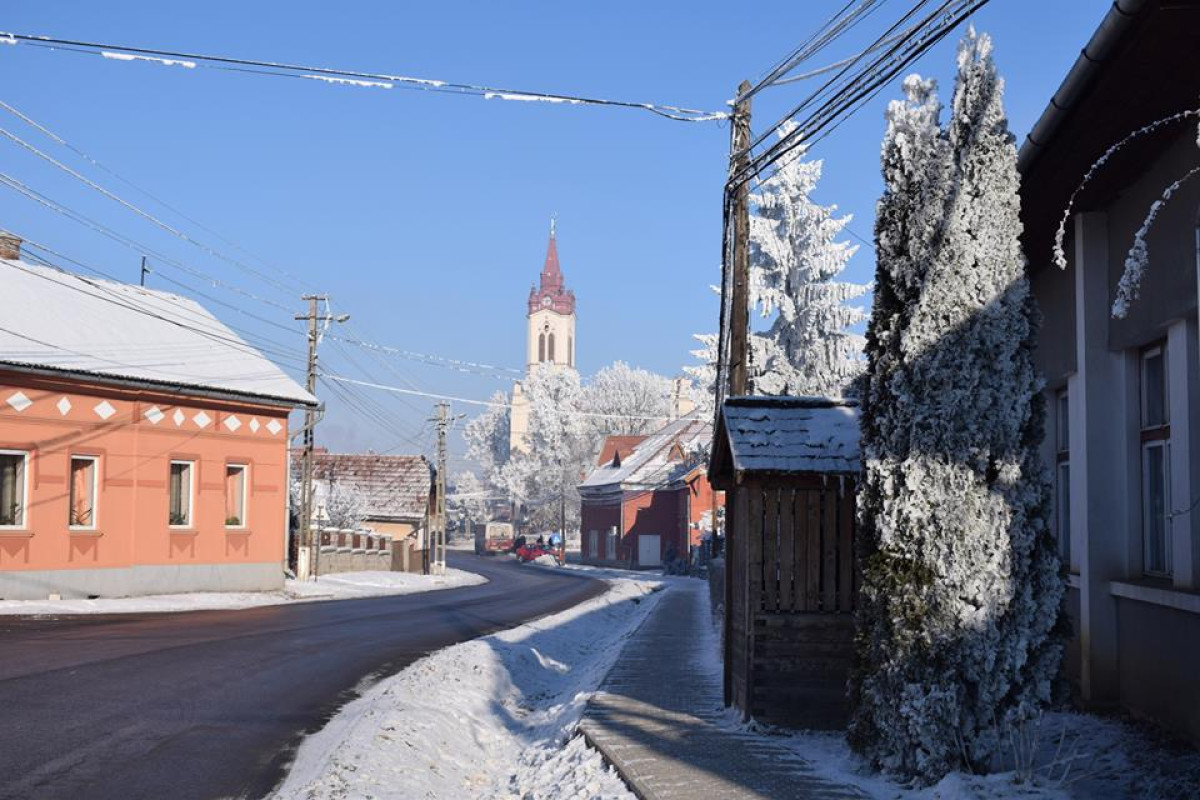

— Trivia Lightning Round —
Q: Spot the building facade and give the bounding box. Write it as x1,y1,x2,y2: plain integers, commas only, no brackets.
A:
510,220,577,453
579,413,721,568
1021,0,1200,744
0,244,315,599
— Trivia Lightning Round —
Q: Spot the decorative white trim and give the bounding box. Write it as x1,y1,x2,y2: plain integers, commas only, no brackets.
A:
144,406,164,425
173,408,186,426
5,392,32,413
93,400,116,420
193,411,212,428
223,415,242,432
56,397,72,416
266,419,282,436
249,418,260,433
1110,580,1200,616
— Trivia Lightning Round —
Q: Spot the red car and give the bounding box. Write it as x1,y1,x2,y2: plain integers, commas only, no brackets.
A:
515,542,562,564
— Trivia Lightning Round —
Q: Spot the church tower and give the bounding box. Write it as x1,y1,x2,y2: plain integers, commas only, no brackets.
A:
510,220,576,453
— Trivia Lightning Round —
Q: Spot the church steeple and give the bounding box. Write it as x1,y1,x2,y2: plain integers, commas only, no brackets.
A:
528,217,575,315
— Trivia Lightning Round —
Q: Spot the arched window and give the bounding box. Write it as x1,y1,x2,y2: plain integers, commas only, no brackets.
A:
538,333,546,363
548,333,556,362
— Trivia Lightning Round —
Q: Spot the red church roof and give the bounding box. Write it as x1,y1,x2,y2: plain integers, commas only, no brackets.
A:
528,222,576,315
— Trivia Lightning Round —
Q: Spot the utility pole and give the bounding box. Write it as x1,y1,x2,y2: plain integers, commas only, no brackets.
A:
429,402,464,576
139,256,150,287
294,295,349,581
727,79,753,397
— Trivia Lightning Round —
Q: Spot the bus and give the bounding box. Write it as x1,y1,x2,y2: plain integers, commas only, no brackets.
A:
474,521,515,555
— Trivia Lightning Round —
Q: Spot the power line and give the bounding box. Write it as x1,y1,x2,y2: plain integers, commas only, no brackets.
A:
0,32,729,123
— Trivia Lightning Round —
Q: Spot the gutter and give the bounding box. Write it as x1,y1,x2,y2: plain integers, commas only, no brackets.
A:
1016,0,1150,175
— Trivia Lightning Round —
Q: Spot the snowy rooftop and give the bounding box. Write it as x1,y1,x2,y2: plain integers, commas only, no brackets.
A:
0,260,316,406
308,453,433,522
580,412,711,492
713,396,860,480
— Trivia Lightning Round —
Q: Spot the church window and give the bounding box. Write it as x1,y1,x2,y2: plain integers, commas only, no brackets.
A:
548,333,556,362
538,333,545,363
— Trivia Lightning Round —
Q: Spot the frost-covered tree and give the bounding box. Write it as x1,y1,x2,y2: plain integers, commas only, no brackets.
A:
449,470,489,537
748,123,869,397
314,479,367,531
463,391,511,488
683,332,718,418
501,367,591,531
850,32,1065,783
581,361,672,438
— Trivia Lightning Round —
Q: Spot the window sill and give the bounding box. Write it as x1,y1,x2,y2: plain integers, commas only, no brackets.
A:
68,529,103,538
225,528,251,535
1066,572,1081,589
168,528,199,536
0,530,33,538
1110,579,1200,616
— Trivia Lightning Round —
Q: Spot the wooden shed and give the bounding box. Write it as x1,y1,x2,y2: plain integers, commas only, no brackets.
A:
709,395,861,729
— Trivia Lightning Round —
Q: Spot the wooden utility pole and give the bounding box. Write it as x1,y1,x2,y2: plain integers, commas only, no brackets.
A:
727,79,753,397
294,295,348,580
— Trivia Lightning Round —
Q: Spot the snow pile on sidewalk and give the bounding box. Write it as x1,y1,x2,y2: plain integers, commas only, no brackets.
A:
272,577,664,800
0,568,486,616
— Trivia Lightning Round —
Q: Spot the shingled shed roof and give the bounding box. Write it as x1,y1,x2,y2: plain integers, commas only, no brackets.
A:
709,396,860,489
309,453,433,522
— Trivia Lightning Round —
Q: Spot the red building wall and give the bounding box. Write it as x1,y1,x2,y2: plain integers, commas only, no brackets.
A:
579,500,619,561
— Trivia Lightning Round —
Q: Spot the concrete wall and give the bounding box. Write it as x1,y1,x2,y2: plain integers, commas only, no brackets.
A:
0,370,290,600
1028,125,1200,745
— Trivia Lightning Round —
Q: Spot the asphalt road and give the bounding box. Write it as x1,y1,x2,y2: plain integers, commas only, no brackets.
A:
0,553,604,800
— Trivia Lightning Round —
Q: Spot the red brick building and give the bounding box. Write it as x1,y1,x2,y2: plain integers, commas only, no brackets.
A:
578,413,723,568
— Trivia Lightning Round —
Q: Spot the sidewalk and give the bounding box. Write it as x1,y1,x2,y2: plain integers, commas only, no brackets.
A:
579,578,867,800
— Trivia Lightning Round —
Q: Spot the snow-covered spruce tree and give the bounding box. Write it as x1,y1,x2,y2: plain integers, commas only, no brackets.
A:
748,123,869,397
849,32,1065,783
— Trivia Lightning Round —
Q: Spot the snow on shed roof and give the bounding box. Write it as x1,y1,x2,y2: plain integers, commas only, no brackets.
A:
715,396,860,478
580,412,711,492
0,260,315,406
309,453,433,522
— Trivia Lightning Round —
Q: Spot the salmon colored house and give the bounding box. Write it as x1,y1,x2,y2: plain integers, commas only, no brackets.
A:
578,413,724,569
0,241,316,600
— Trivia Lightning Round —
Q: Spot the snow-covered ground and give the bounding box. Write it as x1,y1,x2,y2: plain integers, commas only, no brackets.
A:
271,576,664,800
0,569,486,616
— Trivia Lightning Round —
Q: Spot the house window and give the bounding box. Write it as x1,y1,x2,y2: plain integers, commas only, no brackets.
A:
69,456,98,529
1140,345,1171,576
169,461,194,528
225,464,247,528
0,450,28,528
1055,389,1070,567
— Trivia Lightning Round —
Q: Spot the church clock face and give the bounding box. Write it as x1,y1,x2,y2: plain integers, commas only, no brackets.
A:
541,295,552,308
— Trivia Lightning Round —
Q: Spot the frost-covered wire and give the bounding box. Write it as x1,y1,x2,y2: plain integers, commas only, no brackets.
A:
0,31,728,123
1112,165,1200,319
1052,108,1200,271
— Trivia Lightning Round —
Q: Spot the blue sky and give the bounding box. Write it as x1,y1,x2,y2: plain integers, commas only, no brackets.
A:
1,1,1101,468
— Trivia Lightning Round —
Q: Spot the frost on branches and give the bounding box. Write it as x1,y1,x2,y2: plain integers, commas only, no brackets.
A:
850,32,1065,785
748,123,869,397
581,361,672,437
463,391,511,490
683,332,718,418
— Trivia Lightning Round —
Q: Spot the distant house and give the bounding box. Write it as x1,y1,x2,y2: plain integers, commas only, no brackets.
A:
709,396,860,729
307,452,434,573
579,413,722,568
1020,0,1200,745
0,237,316,600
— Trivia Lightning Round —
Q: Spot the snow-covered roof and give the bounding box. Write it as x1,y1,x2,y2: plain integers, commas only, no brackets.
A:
580,412,711,493
0,260,316,407
713,396,860,480
308,453,433,522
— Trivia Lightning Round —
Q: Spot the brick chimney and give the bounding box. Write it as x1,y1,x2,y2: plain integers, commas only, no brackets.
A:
0,232,21,261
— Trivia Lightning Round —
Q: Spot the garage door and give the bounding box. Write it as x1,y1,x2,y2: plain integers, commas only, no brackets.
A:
638,534,661,568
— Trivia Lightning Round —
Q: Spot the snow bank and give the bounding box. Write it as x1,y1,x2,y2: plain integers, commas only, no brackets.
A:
272,577,664,800
0,569,486,616
531,554,560,567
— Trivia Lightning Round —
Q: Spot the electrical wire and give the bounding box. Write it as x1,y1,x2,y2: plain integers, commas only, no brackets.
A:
0,32,728,123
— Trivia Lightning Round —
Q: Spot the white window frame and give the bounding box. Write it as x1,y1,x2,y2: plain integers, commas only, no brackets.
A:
68,455,100,531
1140,345,1169,429
169,460,195,529
0,449,30,530
225,463,248,529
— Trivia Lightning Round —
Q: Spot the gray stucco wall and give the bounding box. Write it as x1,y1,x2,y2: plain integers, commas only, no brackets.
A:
1031,234,1077,382
1106,129,1200,351
1116,596,1200,743
0,562,283,600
